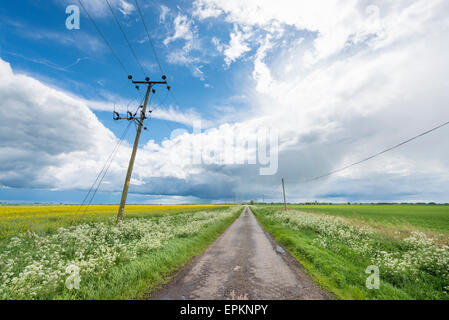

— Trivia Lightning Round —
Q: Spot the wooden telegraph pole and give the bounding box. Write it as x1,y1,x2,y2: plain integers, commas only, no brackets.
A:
282,178,287,211
116,76,167,224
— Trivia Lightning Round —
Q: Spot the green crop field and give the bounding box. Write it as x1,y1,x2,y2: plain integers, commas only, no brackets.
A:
253,204,449,300
283,204,449,235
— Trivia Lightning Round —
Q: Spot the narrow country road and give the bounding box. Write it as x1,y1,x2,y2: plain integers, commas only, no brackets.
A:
152,207,331,300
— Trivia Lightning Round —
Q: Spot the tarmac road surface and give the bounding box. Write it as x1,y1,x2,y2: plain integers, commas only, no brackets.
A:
152,206,331,300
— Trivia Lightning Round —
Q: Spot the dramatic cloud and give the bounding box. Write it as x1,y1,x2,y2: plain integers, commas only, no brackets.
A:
189,0,449,201
2,1,449,203
0,58,121,190
193,0,449,65
0,58,272,200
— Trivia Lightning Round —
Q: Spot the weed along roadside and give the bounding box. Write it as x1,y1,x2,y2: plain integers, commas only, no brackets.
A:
0,206,242,299
252,205,449,300
151,206,331,300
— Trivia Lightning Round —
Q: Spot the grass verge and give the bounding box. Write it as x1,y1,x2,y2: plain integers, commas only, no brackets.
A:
63,208,242,299
253,206,449,300
0,206,242,299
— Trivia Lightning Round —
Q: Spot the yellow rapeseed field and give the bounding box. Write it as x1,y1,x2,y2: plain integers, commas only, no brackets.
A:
0,204,230,239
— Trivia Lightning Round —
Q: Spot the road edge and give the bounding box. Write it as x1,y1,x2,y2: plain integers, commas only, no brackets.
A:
250,206,337,300
146,207,244,300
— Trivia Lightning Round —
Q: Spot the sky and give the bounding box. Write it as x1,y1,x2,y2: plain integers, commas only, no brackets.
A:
1,0,449,204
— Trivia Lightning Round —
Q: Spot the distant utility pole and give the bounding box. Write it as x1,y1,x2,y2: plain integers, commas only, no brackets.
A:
262,194,264,203
233,192,236,205
115,75,167,224
282,178,287,211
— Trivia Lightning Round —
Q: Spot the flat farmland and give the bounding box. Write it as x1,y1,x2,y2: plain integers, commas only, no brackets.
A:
286,204,449,235
0,205,241,299
0,204,231,239
253,204,449,299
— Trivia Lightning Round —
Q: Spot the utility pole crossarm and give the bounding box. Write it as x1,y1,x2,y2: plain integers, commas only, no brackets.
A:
132,81,167,85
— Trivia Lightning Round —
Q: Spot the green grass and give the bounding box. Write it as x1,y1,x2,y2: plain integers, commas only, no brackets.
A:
59,208,242,299
0,206,242,299
253,205,449,300
265,204,449,235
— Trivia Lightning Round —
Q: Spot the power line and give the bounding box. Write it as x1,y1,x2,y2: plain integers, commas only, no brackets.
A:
133,0,165,76
105,0,147,77
133,0,185,116
78,0,143,127
83,122,133,213
78,0,129,76
76,120,133,213
78,93,145,214
300,120,449,183
168,89,182,109
115,79,167,223
150,91,176,132
123,90,145,113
